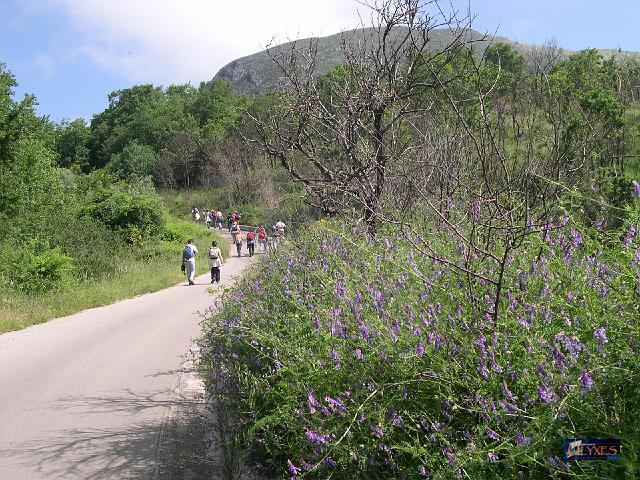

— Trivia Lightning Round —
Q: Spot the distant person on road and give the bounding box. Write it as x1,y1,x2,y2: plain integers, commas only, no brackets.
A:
258,228,267,253
217,210,223,229
246,229,256,257
227,213,232,232
182,239,198,285
275,220,286,235
204,209,212,228
231,221,243,257
207,240,224,284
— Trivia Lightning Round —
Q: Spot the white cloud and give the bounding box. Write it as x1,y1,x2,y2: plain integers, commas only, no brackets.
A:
51,0,364,85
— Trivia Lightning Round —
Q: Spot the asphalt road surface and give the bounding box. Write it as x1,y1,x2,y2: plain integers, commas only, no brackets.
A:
0,248,255,479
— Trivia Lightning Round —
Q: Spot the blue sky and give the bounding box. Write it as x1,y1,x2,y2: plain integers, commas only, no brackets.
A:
1,0,639,122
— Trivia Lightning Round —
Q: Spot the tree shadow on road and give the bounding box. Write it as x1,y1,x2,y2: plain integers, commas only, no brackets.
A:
0,388,218,479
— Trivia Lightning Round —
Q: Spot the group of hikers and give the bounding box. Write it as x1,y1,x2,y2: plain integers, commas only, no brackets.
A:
181,239,223,286
191,207,246,231
183,207,287,285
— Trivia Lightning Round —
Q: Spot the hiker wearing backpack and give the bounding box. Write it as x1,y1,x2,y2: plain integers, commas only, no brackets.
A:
207,240,224,284
246,229,256,257
182,239,199,285
217,210,223,229
258,228,267,253
231,221,243,257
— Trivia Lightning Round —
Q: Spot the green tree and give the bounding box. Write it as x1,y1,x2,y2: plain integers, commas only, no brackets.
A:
0,64,62,223
106,140,157,180
54,118,90,170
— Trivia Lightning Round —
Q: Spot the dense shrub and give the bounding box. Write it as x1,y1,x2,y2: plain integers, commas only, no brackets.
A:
0,240,73,293
81,184,164,239
40,212,129,281
201,216,639,479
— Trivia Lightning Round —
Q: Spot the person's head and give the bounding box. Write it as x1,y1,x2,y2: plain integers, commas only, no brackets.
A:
187,239,194,244
211,240,217,247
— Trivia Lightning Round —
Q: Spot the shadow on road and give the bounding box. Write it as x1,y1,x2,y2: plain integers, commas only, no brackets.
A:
0,387,217,479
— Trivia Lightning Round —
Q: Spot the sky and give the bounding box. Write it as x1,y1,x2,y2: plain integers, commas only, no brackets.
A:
1,0,639,121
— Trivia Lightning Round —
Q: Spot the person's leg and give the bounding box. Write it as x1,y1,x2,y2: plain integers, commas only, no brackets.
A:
210,267,215,283
214,267,220,283
186,261,196,284
236,243,242,257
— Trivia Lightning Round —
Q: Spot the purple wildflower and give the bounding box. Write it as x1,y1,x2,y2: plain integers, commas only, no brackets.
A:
416,342,425,358
308,391,320,414
555,332,584,359
330,348,342,369
305,428,330,445
632,180,640,197
515,430,531,446
380,350,388,361
486,428,500,440
418,465,431,477
498,399,518,414
325,396,346,413
371,423,384,438
488,452,499,462
355,347,363,360
579,371,595,393
471,200,481,219
594,327,608,350
537,385,556,404
623,225,637,247
566,291,574,303
287,459,301,475
391,412,404,426
324,457,337,468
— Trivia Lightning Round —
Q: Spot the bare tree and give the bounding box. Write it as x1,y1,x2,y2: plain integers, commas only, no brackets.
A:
247,0,482,232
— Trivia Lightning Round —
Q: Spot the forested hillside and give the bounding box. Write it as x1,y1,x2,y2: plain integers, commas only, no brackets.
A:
214,26,640,97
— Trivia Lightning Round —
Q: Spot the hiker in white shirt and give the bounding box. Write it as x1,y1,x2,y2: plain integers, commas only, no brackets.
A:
208,240,224,283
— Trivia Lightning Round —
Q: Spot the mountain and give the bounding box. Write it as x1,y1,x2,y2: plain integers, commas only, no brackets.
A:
213,27,640,97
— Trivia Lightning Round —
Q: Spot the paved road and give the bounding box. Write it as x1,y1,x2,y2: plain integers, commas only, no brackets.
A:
0,248,256,479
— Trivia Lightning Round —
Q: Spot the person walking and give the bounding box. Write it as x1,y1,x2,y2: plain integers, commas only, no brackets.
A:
207,240,224,284
182,239,198,285
217,210,223,229
231,221,243,257
246,229,256,257
258,227,267,253
227,213,232,232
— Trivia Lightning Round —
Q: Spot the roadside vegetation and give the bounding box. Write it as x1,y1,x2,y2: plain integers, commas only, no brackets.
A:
198,1,639,478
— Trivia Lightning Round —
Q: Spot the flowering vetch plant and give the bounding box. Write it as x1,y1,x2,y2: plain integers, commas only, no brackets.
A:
200,214,639,479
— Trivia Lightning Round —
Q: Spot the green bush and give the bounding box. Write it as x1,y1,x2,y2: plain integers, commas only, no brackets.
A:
82,185,165,237
0,240,73,293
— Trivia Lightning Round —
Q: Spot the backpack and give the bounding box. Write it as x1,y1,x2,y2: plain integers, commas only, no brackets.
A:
209,247,219,259
183,245,194,260
247,231,256,241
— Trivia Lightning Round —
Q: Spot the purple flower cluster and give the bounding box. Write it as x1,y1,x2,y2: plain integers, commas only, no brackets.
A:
201,216,640,479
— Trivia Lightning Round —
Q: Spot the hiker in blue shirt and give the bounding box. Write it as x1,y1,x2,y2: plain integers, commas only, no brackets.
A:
182,239,199,285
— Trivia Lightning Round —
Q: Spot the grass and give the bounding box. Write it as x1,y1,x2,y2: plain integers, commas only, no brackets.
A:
0,219,229,334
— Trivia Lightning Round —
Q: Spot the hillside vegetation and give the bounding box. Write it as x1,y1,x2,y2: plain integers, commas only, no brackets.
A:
199,2,639,478
214,26,640,97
